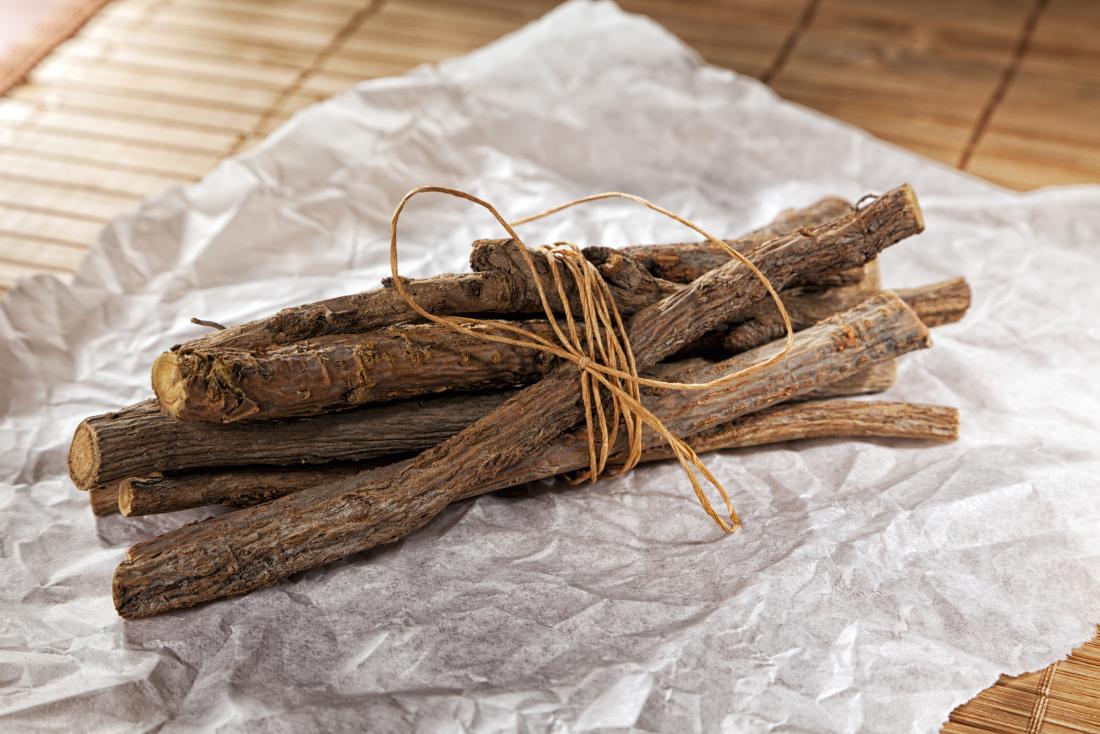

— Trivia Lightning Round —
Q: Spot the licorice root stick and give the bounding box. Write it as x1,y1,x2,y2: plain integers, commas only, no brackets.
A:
118,399,955,518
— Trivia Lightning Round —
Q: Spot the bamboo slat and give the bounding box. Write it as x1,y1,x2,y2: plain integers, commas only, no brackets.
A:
0,204,106,245
7,83,264,131
95,6,339,50
0,258,73,289
618,0,808,78
3,104,240,153
0,147,188,197
0,229,88,260
103,1,351,34
173,0,359,23
51,38,302,90
945,631,1100,733
769,0,1033,166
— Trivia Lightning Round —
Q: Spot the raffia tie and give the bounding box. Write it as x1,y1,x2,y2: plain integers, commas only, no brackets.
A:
389,187,795,533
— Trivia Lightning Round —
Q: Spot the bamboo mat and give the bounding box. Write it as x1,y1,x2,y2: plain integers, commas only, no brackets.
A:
0,0,1098,729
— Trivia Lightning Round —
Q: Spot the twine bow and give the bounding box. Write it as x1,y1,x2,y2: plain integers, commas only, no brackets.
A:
389,187,795,533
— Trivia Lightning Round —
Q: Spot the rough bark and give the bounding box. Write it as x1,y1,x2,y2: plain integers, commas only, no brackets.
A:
121,464,371,517
114,280,931,616
72,356,897,494
150,236,842,424
115,363,902,519
120,400,955,517
76,188,920,485
124,292,928,559
645,400,958,454
170,199,849,354
801,361,896,399
153,320,559,423
151,241,688,423
723,276,971,352
719,260,880,353
155,273,964,425
153,198,862,422
893,278,972,328
467,239,681,316
183,270,515,352
620,196,861,284
67,392,512,490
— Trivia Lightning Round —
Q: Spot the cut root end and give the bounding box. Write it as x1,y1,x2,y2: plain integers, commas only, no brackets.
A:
151,352,187,419
68,421,100,490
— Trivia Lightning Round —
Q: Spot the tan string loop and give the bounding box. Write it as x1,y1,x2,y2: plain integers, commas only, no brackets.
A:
388,186,796,533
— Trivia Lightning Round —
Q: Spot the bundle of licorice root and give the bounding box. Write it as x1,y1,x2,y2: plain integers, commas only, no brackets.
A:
68,184,969,619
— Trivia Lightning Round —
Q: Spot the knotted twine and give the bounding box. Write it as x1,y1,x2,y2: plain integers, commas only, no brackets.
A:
388,187,795,533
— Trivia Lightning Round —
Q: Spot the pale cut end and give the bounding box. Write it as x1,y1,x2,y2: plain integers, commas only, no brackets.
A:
943,407,962,441
152,351,187,419
955,277,972,305
89,485,120,516
68,421,100,490
117,479,135,517
902,183,925,233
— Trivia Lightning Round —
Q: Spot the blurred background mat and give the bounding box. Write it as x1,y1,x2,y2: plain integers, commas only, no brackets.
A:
0,1,1098,731
3,0,1100,294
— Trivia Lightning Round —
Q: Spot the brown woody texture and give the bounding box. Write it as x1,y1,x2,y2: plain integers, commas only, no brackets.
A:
118,399,956,517
152,239,817,424
151,274,966,424
113,184,921,617
171,197,853,355
112,361,903,518
89,485,121,517
723,276,970,352
124,291,927,551
620,196,857,284
74,358,900,494
68,392,509,490
153,320,559,423
72,189,926,486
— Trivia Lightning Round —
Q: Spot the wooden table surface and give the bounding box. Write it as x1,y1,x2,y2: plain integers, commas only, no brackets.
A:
0,1,1097,731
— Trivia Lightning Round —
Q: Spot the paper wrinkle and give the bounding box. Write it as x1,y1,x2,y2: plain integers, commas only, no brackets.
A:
2,1,1100,732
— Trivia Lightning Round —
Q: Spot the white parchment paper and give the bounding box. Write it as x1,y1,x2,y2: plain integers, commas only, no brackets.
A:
3,3,1100,732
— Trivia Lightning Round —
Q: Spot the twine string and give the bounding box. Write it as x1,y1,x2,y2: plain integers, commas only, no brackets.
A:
388,186,798,533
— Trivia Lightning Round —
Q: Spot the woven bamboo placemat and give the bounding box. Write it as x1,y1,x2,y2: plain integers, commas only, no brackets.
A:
0,0,112,95
1,0,1097,294
0,1,1097,729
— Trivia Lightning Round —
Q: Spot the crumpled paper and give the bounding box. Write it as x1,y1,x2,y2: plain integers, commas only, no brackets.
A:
2,2,1100,731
